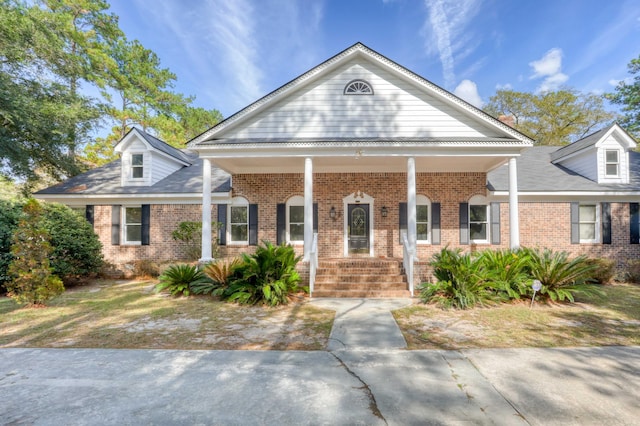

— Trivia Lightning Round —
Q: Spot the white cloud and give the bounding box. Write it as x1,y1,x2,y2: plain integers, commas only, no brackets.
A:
529,48,569,92
422,0,482,89
609,77,634,86
207,0,263,106
454,79,483,107
496,83,512,90
529,48,563,78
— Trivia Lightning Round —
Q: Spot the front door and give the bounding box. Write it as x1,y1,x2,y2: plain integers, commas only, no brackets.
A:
348,204,369,253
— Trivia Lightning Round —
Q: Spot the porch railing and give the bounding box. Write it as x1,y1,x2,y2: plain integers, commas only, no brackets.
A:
309,232,318,298
402,233,415,297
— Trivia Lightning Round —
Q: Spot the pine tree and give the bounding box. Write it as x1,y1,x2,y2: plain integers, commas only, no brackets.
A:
7,199,64,306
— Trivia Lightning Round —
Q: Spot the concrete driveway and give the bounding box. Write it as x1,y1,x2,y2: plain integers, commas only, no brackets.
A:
1,346,639,425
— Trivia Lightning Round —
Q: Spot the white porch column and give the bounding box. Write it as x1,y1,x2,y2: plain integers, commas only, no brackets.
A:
407,157,417,253
304,157,313,261
508,157,520,249
200,158,213,262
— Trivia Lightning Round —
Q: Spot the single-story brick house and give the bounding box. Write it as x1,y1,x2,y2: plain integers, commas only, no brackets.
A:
36,43,639,297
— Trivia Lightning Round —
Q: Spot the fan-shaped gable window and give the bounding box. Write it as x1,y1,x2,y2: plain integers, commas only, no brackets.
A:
344,79,373,95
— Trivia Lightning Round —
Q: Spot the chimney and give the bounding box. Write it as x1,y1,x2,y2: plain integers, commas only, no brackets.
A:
498,115,515,128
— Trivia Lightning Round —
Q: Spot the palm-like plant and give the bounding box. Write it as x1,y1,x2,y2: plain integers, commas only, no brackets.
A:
155,264,211,297
223,241,303,306
477,249,531,299
522,248,601,302
192,257,243,295
420,247,499,309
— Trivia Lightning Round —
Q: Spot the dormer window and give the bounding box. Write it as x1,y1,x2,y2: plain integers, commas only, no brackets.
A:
131,154,144,178
605,150,619,177
344,79,373,95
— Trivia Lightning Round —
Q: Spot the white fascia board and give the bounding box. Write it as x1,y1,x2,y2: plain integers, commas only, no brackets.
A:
34,192,231,206
197,143,527,158
491,190,640,202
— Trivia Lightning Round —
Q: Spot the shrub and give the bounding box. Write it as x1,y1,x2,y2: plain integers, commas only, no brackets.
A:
193,257,243,296
6,199,64,305
476,249,531,299
41,203,103,281
155,264,211,297
625,259,640,283
222,241,303,306
419,248,501,309
585,258,616,284
172,221,220,261
0,200,22,292
522,248,601,302
133,260,161,278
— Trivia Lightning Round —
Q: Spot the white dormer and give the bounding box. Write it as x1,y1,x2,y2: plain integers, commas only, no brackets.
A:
114,128,192,187
550,123,637,185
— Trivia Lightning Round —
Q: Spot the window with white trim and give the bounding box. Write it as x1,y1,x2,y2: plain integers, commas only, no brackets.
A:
131,153,144,179
286,196,305,244
229,197,249,244
469,203,489,243
416,195,431,243
605,149,619,177
579,204,599,243
124,206,142,244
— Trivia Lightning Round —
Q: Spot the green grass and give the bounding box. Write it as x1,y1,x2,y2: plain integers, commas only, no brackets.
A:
1,280,334,350
394,283,640,350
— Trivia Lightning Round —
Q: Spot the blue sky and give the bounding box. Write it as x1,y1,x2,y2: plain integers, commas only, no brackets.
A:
107,0,640,117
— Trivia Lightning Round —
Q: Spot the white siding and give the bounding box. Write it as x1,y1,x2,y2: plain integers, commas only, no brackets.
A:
150,152,183,184
597,134,629,184
119,136,184,186
558,149,598,181
222,59,503,140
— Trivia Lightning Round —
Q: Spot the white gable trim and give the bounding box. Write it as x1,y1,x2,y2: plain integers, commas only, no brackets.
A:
189,43,533,147
115,128,191,167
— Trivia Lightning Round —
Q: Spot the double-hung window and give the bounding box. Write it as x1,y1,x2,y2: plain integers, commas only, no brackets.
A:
286,196,305,244
229,204,248,243
605,150,619,177
579,204,598,243
124,206,142,244
469,204,489,243
131,154,144,179
416,195,431,243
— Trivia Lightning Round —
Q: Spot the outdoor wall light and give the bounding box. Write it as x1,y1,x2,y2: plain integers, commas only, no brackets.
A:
381,206,388,217
329,206,337,220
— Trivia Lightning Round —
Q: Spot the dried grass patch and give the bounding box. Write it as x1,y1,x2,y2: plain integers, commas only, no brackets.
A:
0,280,334,351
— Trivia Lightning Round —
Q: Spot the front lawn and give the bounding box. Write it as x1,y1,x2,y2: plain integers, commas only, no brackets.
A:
0,280,334,350
393,283,640,349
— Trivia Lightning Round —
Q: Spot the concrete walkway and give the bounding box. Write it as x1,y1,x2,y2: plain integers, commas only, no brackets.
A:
1,299,639,425
310,298,412,351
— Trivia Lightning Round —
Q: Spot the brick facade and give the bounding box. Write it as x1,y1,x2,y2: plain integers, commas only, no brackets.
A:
96,173,640,276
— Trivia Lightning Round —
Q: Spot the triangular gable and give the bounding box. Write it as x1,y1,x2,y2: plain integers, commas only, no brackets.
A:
115,128,191,166
189,42,533,146
551,123,637,163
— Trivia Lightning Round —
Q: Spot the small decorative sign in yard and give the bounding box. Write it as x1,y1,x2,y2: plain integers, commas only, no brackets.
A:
531,280,542,308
